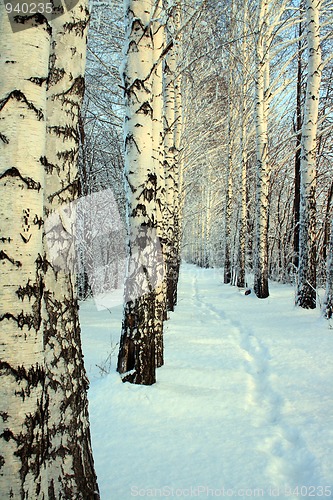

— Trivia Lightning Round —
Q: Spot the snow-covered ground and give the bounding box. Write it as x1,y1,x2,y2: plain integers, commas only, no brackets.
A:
80,263,333,500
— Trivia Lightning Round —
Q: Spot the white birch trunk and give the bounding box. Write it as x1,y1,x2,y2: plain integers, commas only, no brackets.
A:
224,90,234,284
163,0,182,311
0,3,98,497
0,9,50,497
254,0,270,299
173,0,184,300
236,0,250,289
296,0,321,309
117,0,158,385
42,2,99,496
173,1,183,291
163,0,176,310
152,5,166,368
224,0,237,284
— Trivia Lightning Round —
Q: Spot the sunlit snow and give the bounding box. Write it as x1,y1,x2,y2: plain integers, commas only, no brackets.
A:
80,263,333,500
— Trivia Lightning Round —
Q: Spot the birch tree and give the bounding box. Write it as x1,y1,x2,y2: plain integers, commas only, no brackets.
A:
224,53,235,284
253,0,270,299
117,0,160,385
163,0,182,311
42,1,99,495
0,9,50,496
152,1,166,367
0,4,99,497
296,0,322,309
172,0,183,303
236,0,252,288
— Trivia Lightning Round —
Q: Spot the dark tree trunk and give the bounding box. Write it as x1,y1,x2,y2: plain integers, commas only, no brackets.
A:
293,11,304,270
323,219,333,319
117,295,156,385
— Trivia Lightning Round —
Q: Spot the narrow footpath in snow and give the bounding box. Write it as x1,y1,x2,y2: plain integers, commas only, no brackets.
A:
80,264,333,500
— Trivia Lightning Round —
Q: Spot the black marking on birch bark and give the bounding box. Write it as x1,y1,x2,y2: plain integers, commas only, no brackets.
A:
36,254,52,273
48,67,65,87
63,19,88,36
78,112,85,146
53,76,85,110
0,132,9,144
0,361,45,387
48,125,79,142
0,428,16,442
13,13,52,33
132,203,147,217
125,173,136,193
26,77,47,87
48,480,56,500
118,293,156,385
0,90,44,120
131,18,146,38
0,312,15,323
40,155,59,175
125,134,141,154
0,412,9,423
22,208,30,225
128,39,139,53
137,101,153,117
63,75,85,97
146,39,174,81
15,391,49,489
33,214,44,229
0,311,39,330
128,77,150,96
0,455,4,470
141,181,156,203
125,6,135,17
20,233,31,244
0,250,22,267
16,278,43,303
47,179,80,204
0,167,41,191
57,147,77,164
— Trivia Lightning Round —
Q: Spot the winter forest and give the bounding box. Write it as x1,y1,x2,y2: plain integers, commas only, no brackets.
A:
1,0,333,498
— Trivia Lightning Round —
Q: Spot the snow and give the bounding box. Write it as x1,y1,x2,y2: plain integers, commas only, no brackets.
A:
80,263,333,500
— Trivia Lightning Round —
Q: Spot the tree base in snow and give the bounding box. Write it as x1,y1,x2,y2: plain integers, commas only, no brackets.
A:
296,283,316,309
